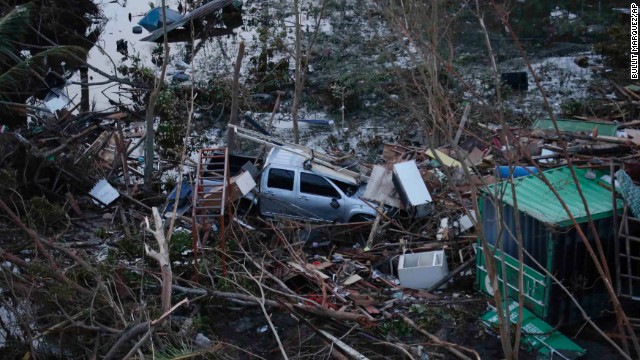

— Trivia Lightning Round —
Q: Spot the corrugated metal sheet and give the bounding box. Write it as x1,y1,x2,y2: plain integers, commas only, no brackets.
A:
532,118,618,136
481,300,586,358
485,166,622,226
481,199,548,269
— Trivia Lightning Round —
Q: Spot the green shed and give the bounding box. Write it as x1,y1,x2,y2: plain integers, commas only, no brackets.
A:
476,166,623,325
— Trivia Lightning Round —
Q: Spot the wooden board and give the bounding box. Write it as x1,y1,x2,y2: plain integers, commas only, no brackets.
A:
362,165,403,209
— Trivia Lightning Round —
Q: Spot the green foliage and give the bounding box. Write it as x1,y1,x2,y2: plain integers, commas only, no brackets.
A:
95,227,107,239
379,318,413,338
0,46,87,94
594,24,631,67
561,99,583,117
553,17,586,40
145,343,218,360
0,167,16,189
164,175,177,193
26,196,65,231
0,4,87,99
409,303,470,334
247,24,293,93
170,230,192,255
193,314,212,331
0,5,31,58
118,234,144,260
155,86,192,159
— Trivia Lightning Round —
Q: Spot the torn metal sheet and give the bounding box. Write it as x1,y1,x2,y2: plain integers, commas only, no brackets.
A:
392,160,433,218
453,210,476,236
44,88,71,113
89,179,119,205
481,301,586,359
233,126,363,184
532,118,618,137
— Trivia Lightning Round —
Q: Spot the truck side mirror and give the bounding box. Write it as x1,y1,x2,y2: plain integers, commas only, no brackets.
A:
330,198,340,209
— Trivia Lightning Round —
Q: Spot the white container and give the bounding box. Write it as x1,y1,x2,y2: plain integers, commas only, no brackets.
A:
398,251,449,289
392,160,433,218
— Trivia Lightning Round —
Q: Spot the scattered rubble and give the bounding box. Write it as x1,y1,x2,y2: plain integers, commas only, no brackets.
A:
2,1,640,359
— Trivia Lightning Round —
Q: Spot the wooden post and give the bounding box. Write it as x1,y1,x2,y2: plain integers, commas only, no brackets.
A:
79,66,89,113
227,41,245,153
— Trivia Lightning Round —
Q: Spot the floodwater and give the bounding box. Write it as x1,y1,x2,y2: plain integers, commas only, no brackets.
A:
70,0,617,152
71,1,331,108
68,0,168,109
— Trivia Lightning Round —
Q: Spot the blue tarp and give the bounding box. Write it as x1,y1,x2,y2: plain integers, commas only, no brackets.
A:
138,7,182,32
163,181,193,216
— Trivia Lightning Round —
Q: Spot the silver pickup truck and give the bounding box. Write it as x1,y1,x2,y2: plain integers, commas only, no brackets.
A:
255,147,377,223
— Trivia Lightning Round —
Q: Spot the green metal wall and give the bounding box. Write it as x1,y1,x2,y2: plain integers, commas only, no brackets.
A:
476,196,616,324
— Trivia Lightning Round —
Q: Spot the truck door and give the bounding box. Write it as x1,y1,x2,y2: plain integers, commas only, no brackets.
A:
260,168,299,217
296,172,345,222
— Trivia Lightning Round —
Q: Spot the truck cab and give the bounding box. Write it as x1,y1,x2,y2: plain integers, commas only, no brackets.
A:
258,148,376,223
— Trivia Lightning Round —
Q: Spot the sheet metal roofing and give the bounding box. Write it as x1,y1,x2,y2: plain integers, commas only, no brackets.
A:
532,118,618,136
485,166,622,226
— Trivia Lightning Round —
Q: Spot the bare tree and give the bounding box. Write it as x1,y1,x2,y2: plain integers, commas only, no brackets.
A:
379,0,640,358
227,41,245,153
144,1,171,191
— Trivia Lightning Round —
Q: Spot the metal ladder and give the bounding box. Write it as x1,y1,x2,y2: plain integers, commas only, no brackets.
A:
617,205,640,300
191,148,230,274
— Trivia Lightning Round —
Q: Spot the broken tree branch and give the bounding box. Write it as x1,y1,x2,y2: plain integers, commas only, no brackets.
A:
145,207,172,317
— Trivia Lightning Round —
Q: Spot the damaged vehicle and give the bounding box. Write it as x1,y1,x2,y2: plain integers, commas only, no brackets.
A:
164,146,378,226
256,147,377,223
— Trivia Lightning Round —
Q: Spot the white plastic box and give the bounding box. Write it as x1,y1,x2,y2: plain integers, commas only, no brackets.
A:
398,251,449,289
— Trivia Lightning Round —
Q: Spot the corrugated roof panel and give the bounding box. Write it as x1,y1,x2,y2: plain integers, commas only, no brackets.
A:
486,166,622,226
532,118,618,136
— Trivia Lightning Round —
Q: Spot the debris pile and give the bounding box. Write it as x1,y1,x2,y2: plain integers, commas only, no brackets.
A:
5,95,640,358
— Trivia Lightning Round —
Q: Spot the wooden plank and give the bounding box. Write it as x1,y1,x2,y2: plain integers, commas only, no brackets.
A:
625,129,640,145
453,104,471,145
362,165,402,209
